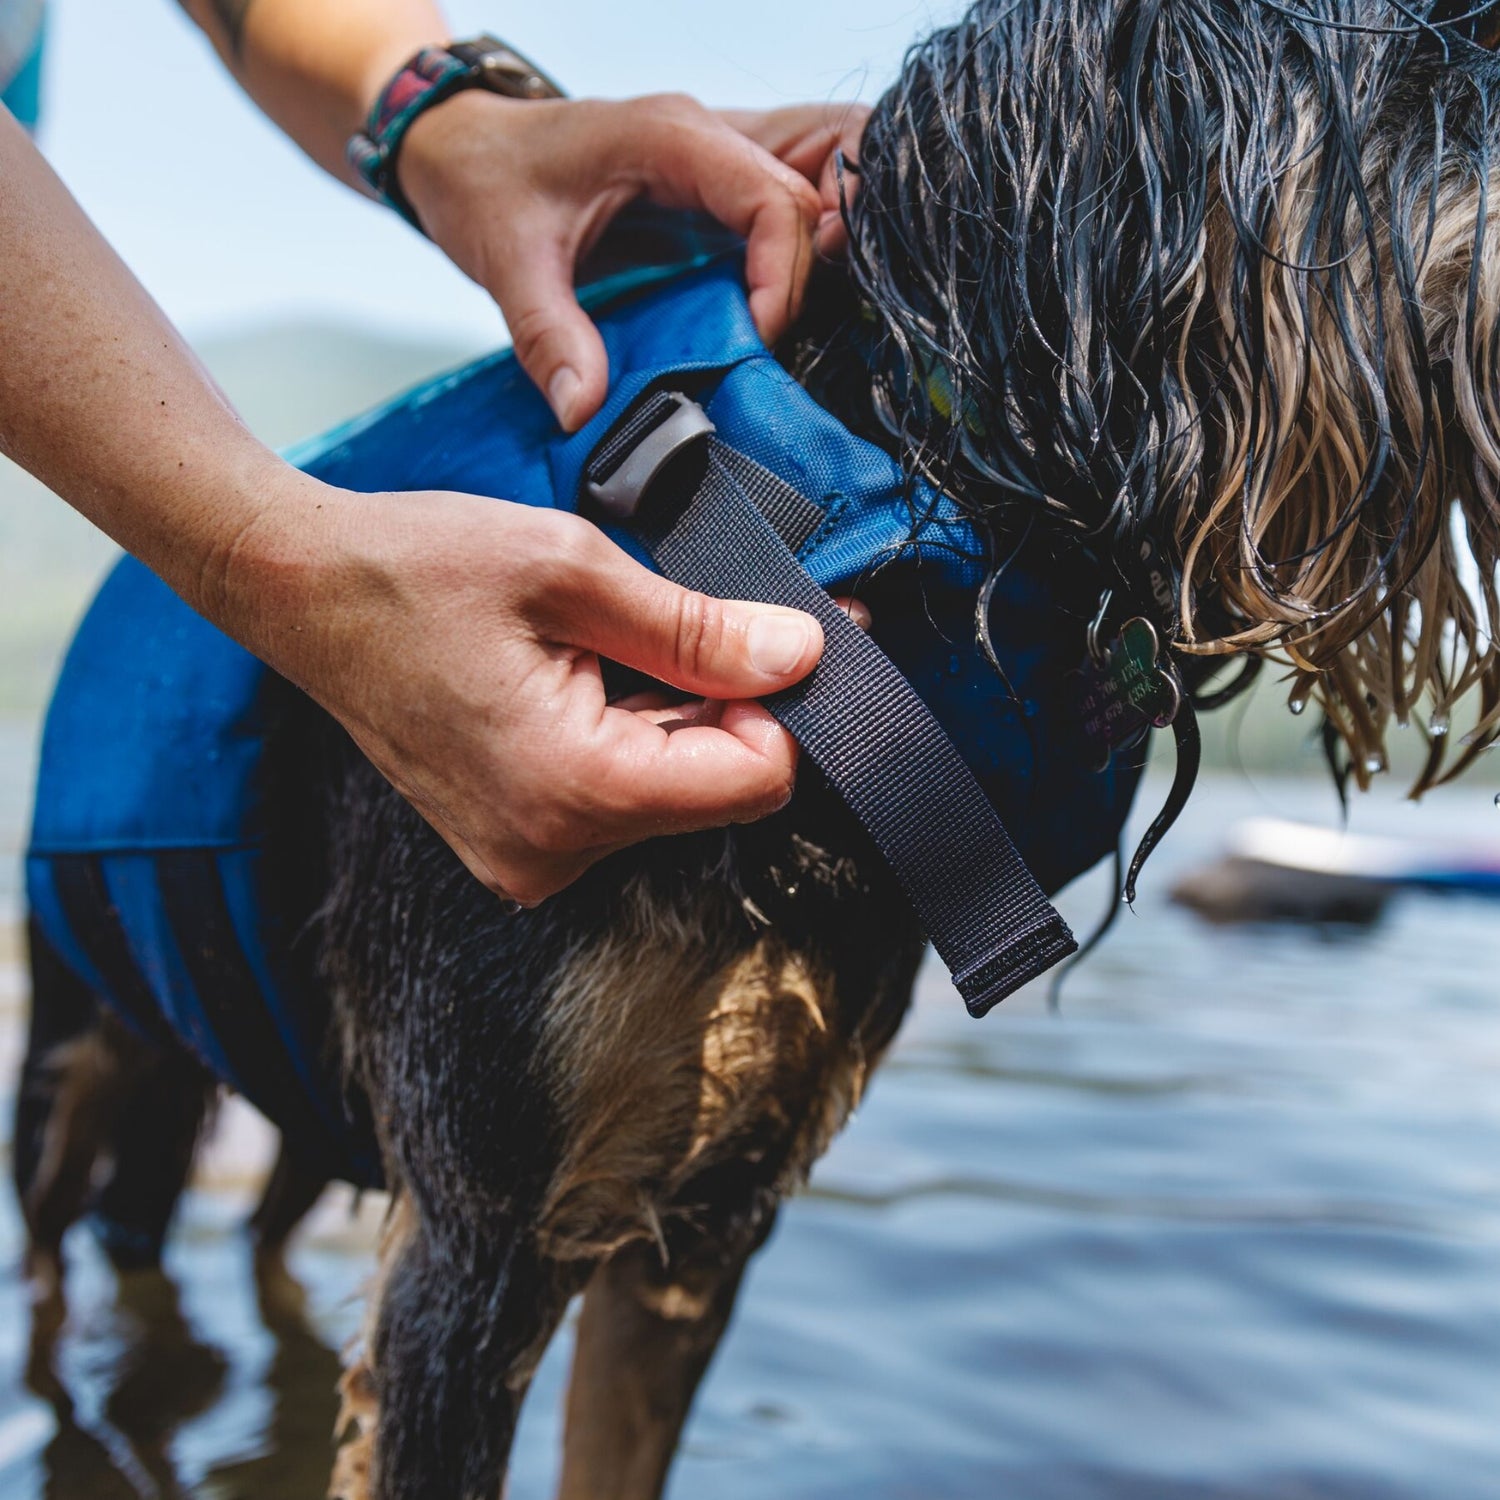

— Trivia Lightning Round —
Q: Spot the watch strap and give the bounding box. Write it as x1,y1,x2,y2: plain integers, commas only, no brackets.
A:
348,36,565,230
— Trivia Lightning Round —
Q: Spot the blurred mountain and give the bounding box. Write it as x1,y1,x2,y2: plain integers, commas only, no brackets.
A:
0,320,480,717
197,319,484,452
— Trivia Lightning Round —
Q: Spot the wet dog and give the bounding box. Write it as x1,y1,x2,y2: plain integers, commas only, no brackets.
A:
16,2,1500,1496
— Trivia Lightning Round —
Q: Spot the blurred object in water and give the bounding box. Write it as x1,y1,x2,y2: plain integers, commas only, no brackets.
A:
1172,855,1393,926
1172,816,1500,925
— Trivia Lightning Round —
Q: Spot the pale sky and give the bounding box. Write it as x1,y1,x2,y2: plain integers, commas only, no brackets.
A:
37,0,960,348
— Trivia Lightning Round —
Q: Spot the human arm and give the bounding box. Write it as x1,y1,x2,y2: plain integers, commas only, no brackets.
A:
0,105,824,901
176,0,864,428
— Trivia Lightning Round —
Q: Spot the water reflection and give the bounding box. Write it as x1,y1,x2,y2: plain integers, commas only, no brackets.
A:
193,1261,345,1499
16,1244,343,1500
27,1270,228,1499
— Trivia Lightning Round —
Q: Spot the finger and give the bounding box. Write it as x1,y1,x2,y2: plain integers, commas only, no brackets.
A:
630,98,820,346
438,821,527,902
605,599,863,721
610,689,691,712
588,697,802,836
717,103,869,185
719,104,870,262
832,595,873,631
623,698,714,729
816,210,848,261
739,169,818,345
542,529,824,699
483,230,611,431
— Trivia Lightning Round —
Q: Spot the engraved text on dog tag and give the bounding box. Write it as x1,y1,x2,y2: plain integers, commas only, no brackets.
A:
1067,617,1181,771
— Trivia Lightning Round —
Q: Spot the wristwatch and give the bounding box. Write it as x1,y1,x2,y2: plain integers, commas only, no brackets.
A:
347,35,566,231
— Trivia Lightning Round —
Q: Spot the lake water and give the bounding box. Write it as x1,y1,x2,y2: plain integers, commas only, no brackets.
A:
0,718,1497,1500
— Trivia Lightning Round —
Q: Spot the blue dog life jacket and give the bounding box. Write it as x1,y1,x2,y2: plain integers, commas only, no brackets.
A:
27,247,1143,1186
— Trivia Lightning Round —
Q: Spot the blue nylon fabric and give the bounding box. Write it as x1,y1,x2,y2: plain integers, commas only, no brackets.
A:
29,561,275,854
25,858,110,1002
100,855,234,1076
27,254,1140,1169
216,848,381,1179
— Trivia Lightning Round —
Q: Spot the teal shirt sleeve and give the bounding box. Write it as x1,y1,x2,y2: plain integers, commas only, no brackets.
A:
0,3,44,131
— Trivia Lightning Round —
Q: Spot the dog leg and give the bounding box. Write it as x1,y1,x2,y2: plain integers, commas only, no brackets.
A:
17,1031,125,1299
331,1196,578,1500
330,1197,418,1500
89,1041,214,1272
250,1138,330,1262
330,1354,381,1500
18,919,213,1288
14,919,113,1296
557,1206,778,1500
13,922,95,1202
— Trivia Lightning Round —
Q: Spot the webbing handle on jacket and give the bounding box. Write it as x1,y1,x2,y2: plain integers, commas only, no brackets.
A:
584,391,1077,1016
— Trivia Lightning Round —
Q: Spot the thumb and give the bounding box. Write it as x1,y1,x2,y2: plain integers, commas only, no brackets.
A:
551,533,824,697
487,238,610,431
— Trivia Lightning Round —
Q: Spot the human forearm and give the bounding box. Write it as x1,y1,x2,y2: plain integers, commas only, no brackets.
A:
0,105,322,624
176,0,450,187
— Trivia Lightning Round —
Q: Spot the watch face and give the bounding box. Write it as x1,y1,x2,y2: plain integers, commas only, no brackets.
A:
454,36,566,99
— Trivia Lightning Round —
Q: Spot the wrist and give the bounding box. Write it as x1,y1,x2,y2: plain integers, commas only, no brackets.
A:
394,88,528,229
181,455,351,677
347,35,565,229
351,35,442,131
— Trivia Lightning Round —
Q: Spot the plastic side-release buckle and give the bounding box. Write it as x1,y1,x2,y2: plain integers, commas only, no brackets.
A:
584,390,716,520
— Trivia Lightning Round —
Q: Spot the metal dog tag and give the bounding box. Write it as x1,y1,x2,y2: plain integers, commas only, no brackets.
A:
1067,616,1181,771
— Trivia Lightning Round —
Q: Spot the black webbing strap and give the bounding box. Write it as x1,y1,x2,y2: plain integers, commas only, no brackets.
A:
584,391,1076,1015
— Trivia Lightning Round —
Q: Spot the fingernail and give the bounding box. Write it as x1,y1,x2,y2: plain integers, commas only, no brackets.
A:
748,612,814,676
549,367,582,428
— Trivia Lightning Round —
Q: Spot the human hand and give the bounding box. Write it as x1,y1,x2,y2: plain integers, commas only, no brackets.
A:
717,103,869,258
396,92,869,430
216,479,826,905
